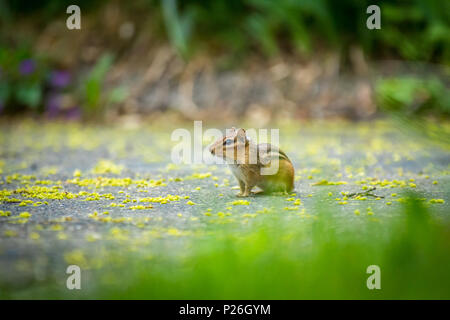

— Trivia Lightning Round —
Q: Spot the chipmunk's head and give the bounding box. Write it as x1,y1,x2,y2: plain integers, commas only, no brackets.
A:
209,127,248,161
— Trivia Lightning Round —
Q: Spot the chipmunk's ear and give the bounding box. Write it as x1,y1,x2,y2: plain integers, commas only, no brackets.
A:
226,127,236,136
236,128,246,143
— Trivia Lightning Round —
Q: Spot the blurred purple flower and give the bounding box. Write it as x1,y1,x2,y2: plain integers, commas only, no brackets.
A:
66,107,81,120
50,70,71,88
45,94,62,118
19,59,36,75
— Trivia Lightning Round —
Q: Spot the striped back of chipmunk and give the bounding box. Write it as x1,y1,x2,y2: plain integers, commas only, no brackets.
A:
256,143,292,164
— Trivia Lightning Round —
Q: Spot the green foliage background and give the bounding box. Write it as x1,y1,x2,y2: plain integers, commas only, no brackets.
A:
2,0,449,61
0,0,448,117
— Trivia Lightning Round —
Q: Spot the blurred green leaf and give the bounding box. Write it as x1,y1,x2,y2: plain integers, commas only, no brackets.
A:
376,76,450,115
83,53,114,114
108,86,128,104
161,0,194,58
0,81,10,102
15,82,42,108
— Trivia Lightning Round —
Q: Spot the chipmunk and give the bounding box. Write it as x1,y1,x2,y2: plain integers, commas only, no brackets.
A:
209,127,294,197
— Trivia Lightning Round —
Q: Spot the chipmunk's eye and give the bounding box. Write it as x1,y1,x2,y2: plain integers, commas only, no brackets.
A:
224,139,233,146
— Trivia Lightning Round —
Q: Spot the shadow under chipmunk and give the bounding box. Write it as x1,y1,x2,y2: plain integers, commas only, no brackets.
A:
209,127,295,197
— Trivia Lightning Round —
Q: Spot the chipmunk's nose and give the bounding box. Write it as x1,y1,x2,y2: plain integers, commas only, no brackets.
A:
209,145,215,154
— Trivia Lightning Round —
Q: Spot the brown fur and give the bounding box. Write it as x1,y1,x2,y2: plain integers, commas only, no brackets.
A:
209,127,295,196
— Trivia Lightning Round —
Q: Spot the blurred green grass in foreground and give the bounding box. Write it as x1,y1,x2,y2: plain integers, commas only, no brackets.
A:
5,194,450,300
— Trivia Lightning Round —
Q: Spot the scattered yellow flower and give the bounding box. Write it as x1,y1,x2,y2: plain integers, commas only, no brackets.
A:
19,212,31,218
232,200,250,205
29,232,40,240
